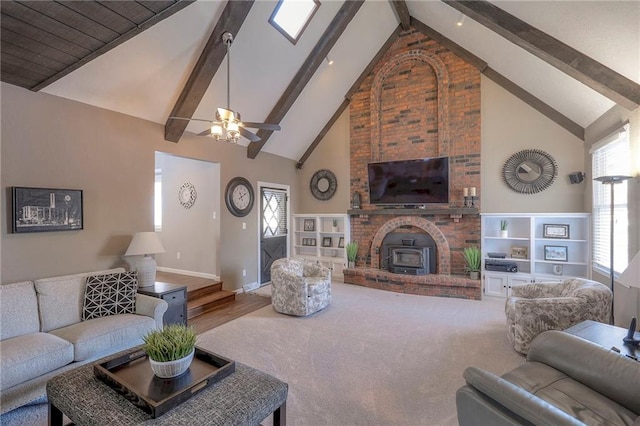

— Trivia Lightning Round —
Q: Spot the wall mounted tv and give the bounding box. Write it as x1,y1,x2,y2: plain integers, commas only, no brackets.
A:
367,157,449,205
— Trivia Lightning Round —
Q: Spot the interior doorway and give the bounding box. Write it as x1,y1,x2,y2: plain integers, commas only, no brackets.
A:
258,183,289,285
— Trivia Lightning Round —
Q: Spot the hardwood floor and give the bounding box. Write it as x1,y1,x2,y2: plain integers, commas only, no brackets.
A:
155,270,271,334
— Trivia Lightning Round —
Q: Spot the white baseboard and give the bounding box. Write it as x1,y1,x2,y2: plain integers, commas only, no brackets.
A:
242,282,259,293
156,266,219,281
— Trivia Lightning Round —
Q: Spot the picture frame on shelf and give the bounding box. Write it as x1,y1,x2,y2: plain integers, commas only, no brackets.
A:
303,219,315,232
543,224,569,239
338,237,345,248
12,186,83,233
552,264,563,275
544,245,568,262
310,238,317,246
510,246,528,259
302,238,309,246
322,237,332,247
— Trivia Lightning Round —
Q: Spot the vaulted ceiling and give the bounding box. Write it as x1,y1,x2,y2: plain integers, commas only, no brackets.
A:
2,0,638,164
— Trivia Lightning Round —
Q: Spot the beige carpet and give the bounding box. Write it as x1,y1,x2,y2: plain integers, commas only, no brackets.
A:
197,282,525,426
2,282,524,425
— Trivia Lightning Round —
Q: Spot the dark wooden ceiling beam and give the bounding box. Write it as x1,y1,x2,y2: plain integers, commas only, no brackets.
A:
483,67,584,139
443,0,640,110
164,0,254,142
247,0,364,159
31,0,195,91
390,1,411,30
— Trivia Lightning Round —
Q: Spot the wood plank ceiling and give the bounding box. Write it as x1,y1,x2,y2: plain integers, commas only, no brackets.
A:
0,0,193,91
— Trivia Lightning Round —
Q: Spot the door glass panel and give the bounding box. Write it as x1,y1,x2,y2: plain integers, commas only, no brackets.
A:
262,189,287,238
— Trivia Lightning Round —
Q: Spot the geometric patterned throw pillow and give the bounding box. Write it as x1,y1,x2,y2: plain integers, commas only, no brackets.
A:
82,271,138,320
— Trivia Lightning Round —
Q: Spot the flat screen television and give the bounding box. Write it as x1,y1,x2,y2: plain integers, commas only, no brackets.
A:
367,157,449,205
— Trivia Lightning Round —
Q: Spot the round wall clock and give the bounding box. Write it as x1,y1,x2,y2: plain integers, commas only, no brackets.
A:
178,182,197,209
225,177,254,217
502,149,558,194
310,169,337,200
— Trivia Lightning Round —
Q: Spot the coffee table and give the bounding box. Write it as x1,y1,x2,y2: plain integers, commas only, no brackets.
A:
564,320,639,360
47,351,288,425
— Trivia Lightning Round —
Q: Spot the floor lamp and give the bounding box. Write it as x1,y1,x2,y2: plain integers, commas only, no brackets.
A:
593,175,632,325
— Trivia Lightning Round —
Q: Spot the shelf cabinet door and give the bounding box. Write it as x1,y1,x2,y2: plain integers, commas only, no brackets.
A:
484,274,507,297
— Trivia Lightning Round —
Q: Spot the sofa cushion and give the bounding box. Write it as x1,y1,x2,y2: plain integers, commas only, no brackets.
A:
0,332,73,391
35,268,125,332
0,281,40,340
503,362,637,425
49,314,156,362
82,271,138,320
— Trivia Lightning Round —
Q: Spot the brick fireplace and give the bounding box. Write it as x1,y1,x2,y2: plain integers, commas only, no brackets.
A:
344,28,481,300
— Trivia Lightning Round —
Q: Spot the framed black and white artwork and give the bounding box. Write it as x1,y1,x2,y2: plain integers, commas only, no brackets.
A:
12,187,83,233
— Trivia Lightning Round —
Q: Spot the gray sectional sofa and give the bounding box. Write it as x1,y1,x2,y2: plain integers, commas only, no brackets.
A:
456,330,640,425
0,268,168,414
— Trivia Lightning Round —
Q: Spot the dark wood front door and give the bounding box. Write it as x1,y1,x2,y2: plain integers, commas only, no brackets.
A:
260,187,288,284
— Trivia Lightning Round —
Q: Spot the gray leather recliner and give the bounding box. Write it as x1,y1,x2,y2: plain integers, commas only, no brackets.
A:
456,331,640,425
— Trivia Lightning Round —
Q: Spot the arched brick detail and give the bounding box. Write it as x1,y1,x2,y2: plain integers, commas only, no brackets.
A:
370,216,451,274
370,50,450,161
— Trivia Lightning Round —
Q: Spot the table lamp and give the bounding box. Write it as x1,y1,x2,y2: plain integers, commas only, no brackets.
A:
125,232,165,287
617,251,640,346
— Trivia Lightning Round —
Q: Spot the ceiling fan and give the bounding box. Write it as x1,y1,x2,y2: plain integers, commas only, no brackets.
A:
170,32,281,143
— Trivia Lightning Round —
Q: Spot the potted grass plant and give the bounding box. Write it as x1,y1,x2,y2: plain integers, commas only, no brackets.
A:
345,241,358,268
332,218,339,232
143,324,197,378
500,220,509,238
463,246,481,280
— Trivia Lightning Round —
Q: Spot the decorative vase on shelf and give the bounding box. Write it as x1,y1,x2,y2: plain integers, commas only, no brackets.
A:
500,230,508,238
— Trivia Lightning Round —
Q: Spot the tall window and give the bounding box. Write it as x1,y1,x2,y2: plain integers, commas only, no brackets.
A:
591,124,630,275
269,0,320,45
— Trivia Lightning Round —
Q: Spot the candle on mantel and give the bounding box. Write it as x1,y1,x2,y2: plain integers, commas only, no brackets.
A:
470,187,477,197
463,187,469,197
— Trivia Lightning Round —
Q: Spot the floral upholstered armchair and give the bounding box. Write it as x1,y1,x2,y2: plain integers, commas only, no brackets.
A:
271,258,331,316
505,278,612,354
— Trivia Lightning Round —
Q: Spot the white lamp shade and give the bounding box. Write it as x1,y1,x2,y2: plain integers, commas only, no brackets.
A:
125,232,165,256
617,251,640,289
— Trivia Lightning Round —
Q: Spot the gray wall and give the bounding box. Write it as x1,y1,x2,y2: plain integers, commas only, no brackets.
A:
480,76,587,213
294,107,351,214
1,83,299,290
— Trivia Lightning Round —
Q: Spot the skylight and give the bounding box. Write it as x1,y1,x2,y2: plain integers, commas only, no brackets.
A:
269,0,320,45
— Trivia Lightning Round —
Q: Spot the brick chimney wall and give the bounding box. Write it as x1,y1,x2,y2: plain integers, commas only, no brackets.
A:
349,28,481,276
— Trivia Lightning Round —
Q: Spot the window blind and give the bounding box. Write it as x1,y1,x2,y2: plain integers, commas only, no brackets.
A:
591,124,630,275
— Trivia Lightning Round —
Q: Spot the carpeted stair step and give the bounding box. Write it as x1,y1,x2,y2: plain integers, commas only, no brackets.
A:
187,289,235,319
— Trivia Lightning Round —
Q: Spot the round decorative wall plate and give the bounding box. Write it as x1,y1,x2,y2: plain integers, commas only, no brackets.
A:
178,182,197,209
502,149,558,194
225,177,254,217
310,169,337,200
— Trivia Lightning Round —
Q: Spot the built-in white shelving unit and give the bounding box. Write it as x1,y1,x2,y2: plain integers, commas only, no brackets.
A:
481,213,591,298
292,214,350,279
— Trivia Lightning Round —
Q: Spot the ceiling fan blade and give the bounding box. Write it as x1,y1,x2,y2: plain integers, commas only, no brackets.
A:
242,122,281,131
169,116,214,123
239,127,261,142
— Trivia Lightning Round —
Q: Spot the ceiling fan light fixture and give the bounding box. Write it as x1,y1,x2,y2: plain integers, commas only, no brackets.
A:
211,123,223,138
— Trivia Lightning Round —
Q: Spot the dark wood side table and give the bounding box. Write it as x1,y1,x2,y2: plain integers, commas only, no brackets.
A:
564,320,639,360
138,282,187,326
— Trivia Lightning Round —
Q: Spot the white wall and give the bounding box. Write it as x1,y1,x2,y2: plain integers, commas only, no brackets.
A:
480,76,586,213
155,152,220,277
